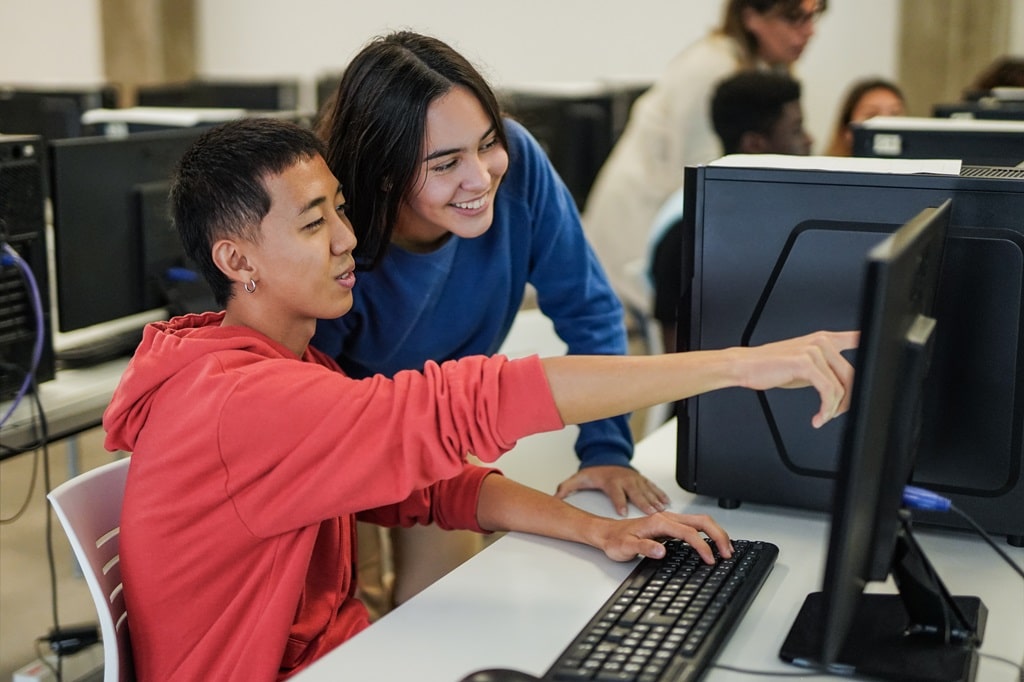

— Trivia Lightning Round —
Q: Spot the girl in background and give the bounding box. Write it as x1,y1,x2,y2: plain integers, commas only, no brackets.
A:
825,77,905,156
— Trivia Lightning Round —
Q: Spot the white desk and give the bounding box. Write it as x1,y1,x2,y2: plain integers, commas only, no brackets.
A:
0,356,129,452
295,420,1024,682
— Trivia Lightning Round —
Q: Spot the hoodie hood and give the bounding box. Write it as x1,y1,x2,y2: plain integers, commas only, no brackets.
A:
103,311,316,454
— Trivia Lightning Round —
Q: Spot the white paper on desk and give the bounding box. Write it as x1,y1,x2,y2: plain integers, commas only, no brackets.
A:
708,153,963,176
81,106,248,127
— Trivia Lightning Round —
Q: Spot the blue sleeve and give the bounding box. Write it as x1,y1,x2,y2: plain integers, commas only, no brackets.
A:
504,120,634,468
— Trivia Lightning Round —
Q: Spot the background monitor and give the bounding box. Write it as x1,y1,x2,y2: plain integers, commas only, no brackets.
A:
933,99,1024,122
497,81,648,210
851,115,1024,167
676,159,1024,545
0,85,119,140
135,78,300,111
47,128,215,359
778,200,985,681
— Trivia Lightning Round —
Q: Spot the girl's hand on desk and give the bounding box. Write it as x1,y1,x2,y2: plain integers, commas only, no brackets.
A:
554,465,670,517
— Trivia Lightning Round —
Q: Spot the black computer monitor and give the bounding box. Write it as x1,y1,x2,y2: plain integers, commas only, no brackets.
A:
0,85,119,140
933,99,1024,122
497,85,618,210
677,159,1024,545
135,79,300,112
47,128,214,358
778,200,987,681
851,115,1024,166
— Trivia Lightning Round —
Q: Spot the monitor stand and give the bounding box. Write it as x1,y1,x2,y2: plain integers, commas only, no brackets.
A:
779,513,987,682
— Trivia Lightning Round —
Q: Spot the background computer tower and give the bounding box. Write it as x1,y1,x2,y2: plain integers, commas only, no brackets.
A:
0,134,55,399
497,83,648,211
677,161,1024,545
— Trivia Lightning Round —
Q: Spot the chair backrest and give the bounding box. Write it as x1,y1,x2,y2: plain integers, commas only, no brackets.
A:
47,457,134,682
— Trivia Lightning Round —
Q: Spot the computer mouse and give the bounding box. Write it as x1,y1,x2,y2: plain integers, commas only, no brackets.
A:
457,668,540,682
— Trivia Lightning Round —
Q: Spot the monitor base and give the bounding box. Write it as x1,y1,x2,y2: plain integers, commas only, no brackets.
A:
780,592,987,682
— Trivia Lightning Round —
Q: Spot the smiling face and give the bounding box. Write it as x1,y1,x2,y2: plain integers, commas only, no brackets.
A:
392,85,510,252
220,154,357,354
744,0,821,66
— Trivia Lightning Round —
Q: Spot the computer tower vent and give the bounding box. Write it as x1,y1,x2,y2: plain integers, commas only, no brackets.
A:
0,135,55,399
960,164,1024,179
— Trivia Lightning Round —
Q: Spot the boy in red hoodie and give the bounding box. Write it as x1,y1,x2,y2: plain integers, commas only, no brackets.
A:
103,117,855,681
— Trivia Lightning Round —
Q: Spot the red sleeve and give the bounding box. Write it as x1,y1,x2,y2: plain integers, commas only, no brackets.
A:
215,354,563,537
357,465,500,533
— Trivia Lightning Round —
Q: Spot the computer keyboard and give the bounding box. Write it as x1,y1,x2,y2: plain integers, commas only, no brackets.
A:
541,538,779,682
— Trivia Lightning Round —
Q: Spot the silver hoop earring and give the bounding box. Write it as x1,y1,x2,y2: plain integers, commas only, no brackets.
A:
244,278,257,294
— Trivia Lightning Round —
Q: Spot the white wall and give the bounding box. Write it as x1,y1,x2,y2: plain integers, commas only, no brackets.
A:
194,0,897,153
3,2,1023,153
0,0,105,84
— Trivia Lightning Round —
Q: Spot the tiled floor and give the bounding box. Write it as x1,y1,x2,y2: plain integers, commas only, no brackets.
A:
1,427,114,680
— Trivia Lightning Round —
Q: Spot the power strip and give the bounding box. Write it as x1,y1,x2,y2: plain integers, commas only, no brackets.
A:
11,645,103,682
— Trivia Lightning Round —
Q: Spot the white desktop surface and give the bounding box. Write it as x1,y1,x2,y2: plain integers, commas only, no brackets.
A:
295,420,1024,682
0,356,129,450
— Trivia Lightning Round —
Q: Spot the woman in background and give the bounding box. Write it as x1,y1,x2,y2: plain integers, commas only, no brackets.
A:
825,77,905,156
582,0,824,300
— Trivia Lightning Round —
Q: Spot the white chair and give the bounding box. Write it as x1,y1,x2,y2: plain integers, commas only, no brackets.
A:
47,457,134,682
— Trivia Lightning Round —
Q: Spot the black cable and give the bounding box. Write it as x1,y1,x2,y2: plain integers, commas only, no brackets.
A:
712,663,821,677
35,372,64,682
949,503,1024,580
0,436,41,524
978,652,1024,682
1,363,46,524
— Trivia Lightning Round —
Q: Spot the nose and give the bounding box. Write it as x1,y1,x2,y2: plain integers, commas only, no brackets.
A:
331,210,357,255
461,153,491,191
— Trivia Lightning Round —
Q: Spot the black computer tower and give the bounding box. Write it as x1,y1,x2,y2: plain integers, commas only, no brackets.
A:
0,134,55,399
677,160,1024,545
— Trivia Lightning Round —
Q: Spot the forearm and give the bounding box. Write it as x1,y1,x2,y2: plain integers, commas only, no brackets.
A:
541,330,858,430
476,473,609,547
542,350,738,427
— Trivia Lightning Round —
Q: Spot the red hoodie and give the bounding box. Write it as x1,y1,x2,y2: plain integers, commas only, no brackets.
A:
103,312,563,681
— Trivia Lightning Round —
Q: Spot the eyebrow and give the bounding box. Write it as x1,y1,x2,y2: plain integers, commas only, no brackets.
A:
423,125,497,162
297,184,343,216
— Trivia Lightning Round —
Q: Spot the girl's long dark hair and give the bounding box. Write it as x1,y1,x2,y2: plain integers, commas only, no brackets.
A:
318,31,508,269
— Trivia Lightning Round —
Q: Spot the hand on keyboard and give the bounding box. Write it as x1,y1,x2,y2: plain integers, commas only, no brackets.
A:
592,511,732,564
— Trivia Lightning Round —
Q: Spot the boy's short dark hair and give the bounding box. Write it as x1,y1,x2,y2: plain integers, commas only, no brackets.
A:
170,117,326,306
711,71,802,154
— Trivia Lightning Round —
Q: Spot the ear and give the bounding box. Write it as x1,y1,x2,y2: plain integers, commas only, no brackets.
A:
738,131,770,154
740,6,765,33
211,238,256,289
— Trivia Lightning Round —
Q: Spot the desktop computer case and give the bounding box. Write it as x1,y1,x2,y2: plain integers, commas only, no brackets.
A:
0,134,55,399
676,162,1024,544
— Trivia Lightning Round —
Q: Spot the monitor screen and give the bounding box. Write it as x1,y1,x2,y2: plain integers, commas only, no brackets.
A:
851,116,1024,167
47,128,214,357
779,200,986,681
135,79,300,112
